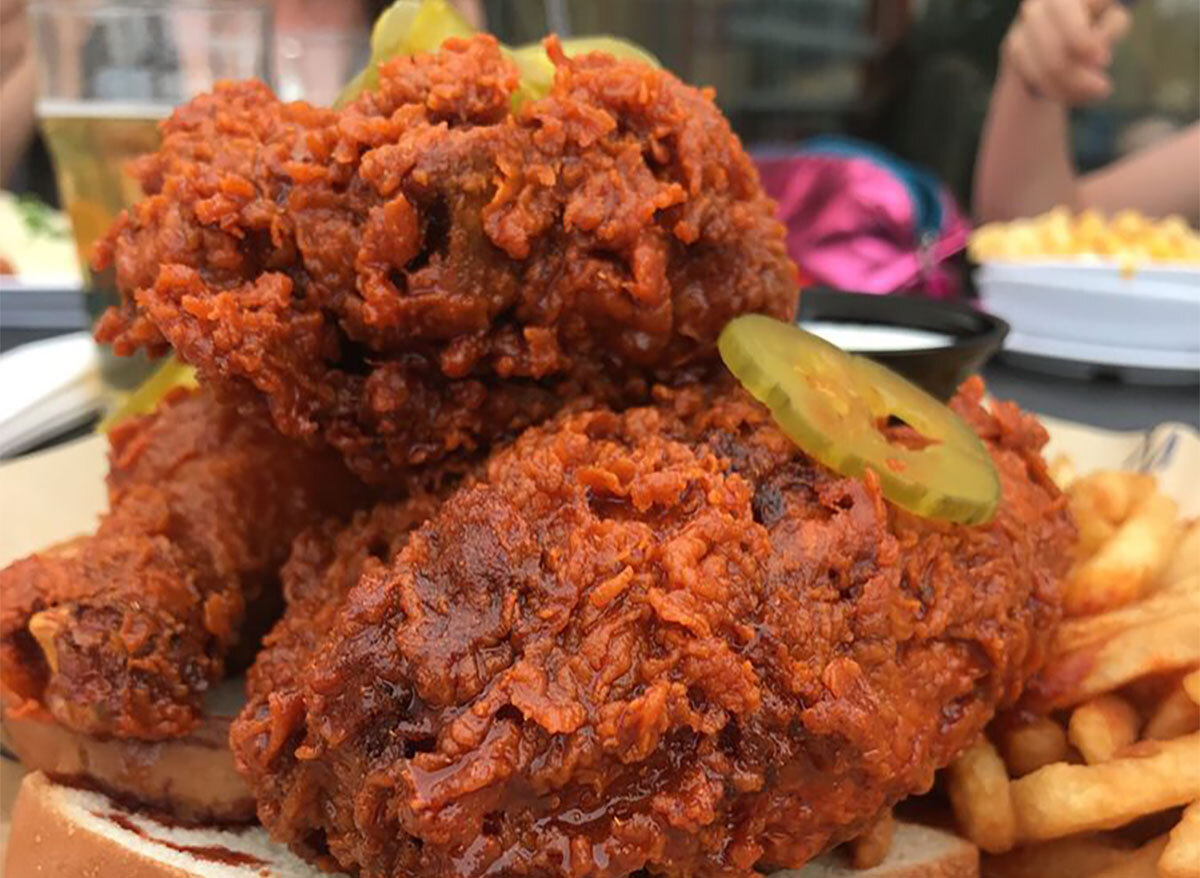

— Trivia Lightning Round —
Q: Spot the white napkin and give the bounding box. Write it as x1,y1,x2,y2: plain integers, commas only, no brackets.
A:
0,333,104,458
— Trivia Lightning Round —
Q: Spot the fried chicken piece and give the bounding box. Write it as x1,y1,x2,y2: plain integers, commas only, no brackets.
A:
246,496,445,704
0,388,372,740
237,495,445,829
230,377,1074,877
94,35,797,482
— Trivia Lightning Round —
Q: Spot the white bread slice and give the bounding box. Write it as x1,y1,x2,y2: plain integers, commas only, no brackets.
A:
1,681,253,824
4,772,338,877
6,771,978,878
775,822,980,878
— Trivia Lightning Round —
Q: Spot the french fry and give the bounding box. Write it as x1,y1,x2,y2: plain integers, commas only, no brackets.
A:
1143,682,1200,741
1070,471,1155,525
1123,670,1186,713
1047,455,1076,491
1090,835,1169,878
1069,488,1121,562
1164,572,1200,596
848,808,894,869
1068,694,1140,764
1160,800,1200,878
979,833,1136,878
1009,733,1200,841
1033,603,1200,710
997,716,1069,777
946,738,1017,853
963,467,1197,873
1051,589,1200,655
1072,514,1118,566
1159,520,1200,591
1065,492,1181,616
1186,669,1200,706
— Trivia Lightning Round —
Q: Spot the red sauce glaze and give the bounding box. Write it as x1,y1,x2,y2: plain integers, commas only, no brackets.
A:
99,811,268,867
231,378,1075,877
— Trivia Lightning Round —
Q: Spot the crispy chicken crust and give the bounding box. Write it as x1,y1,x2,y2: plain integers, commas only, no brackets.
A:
0,389,370,740
94,36,797,482
237,496,445,834
231,378,1073,876
246,496,445,705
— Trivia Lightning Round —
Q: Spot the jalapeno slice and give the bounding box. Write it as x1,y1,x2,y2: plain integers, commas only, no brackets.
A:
98,358,198,433
718,314,1000,525
336,0,660,110
336,0,474,107
506,37,660,108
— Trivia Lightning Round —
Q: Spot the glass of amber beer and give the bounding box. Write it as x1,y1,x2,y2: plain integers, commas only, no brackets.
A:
29,1,272,394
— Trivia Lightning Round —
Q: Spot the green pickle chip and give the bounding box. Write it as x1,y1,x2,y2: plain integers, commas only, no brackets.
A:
98,358,198,433
718,314,1000,526
336,0,659,109
336,0,474,107
506,37,660,107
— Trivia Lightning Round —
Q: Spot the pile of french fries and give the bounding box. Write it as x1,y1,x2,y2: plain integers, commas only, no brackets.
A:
945,465,1200,877
969,207,1200,268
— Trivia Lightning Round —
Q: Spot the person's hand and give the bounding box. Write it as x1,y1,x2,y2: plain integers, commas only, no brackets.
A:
1003,0,1132,104
1,0,29,81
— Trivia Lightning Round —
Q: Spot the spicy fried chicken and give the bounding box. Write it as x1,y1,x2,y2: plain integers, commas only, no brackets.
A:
94,35,797,482
231,377,1074,877
0,388,371,740
237,495,445,830
246,495,445,705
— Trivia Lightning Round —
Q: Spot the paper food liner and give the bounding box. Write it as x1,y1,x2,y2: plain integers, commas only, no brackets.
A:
1,419,1197,868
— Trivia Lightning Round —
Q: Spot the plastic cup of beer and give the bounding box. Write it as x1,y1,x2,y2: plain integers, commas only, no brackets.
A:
29,0,272,394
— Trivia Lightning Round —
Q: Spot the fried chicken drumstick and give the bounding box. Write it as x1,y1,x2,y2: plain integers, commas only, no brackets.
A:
0,389,371,740
94,35,797,482
231,378,1074,877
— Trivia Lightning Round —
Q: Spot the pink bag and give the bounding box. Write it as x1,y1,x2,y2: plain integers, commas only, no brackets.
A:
755,136,970,299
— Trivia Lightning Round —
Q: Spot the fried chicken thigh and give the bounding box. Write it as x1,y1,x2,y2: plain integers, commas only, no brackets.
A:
231,378,1074,876
0,389,370,740
94,36,797,482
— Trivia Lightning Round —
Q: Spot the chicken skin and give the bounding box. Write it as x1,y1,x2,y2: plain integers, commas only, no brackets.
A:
94,36,797,483
0,389,371,740
246,495,446,706
231,378,1074,877
237,495,446,832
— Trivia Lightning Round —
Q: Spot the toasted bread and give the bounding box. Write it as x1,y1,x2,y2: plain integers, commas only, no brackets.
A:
778,822,980,878
4,772,331,877
1,681,252,824
6,771,979,878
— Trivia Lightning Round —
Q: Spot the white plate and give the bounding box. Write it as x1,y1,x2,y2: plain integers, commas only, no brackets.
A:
0,333,105,457
979,259,1200,287
1003,330,1199,385
976,263,1200,353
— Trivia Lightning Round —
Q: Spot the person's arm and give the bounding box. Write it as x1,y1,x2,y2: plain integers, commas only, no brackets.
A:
974,0,1199,223
975,63,1081,222
1077,123,1200,221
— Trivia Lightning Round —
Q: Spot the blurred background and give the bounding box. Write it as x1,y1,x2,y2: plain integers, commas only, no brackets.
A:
9,0,1197,214
491,0,1197,211
0,0,1197,454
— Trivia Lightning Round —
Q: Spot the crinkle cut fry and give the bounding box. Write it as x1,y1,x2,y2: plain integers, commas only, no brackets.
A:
231,377,1074,877
0,388,371,740
94,35,797,482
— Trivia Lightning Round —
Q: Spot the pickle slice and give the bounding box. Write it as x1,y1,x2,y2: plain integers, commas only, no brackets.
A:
336,0,474,107
336,0,660,109
98,357,198,433
718,315,1000,525
506,37,660,108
